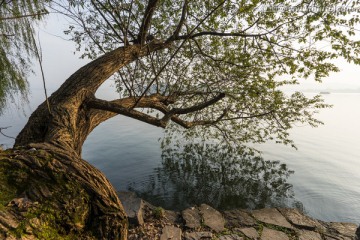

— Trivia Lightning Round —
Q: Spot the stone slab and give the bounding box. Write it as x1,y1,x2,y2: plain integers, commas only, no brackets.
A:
298,230,322,240
219,234,243,240
160,225,182,240
199,204,225,232
329,222,358,238
164,210,181,225
252,208,293,229
117,191,145,225
223,209,256,228
234,227,259,239
182,207,202,229
184,231,212,240
278,208,320,230
261,227,289,240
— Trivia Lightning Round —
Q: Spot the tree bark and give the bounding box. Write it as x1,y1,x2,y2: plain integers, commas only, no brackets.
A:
0,42,169,239
0,143,127,239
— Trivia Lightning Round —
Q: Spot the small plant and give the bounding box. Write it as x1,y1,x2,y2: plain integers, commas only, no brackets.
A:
153,207,165,219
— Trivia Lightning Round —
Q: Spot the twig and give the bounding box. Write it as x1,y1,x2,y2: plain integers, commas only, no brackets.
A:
32,30,51,114
0,126,15,139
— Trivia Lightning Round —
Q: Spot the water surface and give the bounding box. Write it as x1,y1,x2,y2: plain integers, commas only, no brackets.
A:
1,92,359,223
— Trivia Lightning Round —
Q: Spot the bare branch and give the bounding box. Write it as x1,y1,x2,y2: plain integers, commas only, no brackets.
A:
177,31,269,39
176,13,308,41
91,0,124,44
221,110,274,121
192,38,252,68
0,126,15,139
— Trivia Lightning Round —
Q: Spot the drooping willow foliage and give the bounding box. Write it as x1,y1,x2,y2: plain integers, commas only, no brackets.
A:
0,0,48,114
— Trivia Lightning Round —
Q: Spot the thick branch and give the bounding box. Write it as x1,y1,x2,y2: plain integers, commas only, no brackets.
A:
86,93,227,131
51,42,169,100
137,0,159,45
168,0,188,41
87,97,166,128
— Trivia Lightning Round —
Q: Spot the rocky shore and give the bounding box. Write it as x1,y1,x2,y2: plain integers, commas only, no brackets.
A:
118,192,360,240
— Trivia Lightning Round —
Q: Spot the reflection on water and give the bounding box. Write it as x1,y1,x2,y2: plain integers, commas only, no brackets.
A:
128,142,303,211
2,92,359,222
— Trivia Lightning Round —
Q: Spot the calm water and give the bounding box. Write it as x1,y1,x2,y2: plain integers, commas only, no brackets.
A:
1,92,359,223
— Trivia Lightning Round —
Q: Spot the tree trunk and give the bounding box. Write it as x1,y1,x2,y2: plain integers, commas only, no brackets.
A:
15,43,167,154
0,42,169,239
0,143,127,239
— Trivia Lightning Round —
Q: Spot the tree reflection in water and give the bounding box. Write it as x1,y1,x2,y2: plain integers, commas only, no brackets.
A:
128,142,303,211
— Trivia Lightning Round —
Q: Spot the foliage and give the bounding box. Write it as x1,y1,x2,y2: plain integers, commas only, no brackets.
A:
0,0,49,114
59,0,360,147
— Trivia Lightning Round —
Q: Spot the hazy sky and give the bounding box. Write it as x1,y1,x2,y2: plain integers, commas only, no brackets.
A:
29,14,360,95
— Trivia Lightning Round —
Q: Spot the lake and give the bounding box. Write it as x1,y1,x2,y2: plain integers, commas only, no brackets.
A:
1,91,359,223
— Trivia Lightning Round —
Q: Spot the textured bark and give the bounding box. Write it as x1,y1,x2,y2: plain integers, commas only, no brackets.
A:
15,42,168,155
5,42,169,239
0,143,127,239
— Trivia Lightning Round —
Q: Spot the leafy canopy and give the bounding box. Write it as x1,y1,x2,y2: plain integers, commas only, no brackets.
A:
0,0,48,114
56,1,360,147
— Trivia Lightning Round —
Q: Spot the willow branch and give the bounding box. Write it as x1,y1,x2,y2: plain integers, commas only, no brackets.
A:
0,12,48,21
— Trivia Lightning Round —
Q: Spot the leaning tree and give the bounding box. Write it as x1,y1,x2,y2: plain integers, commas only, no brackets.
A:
1,0,360,239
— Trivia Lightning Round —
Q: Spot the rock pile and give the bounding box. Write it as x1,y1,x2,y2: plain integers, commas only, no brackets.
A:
118,192,360,240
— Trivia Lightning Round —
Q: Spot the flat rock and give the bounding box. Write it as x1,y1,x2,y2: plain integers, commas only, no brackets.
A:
329,222,358,238
234,227,259,239
182,207,202,229
117,191,145,225
223,209,256,228
164,210,181,225
261,227,289,240
219,234,243,240
252,208,293,229
183,231,212,240
160,225,182,240
298,230,322,240
278,208,320,230
199,204,225,232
